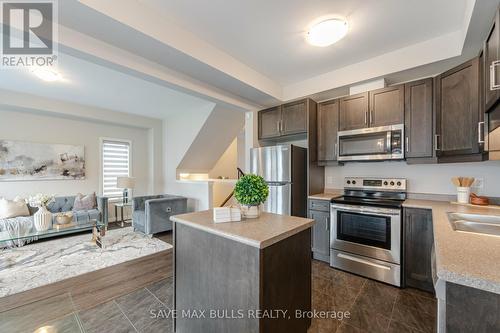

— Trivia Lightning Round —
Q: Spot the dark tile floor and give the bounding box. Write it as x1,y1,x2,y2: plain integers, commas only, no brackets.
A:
310,260,437,333
1,225,436,333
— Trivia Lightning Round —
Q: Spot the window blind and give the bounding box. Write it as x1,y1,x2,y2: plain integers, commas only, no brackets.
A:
101,140,130,201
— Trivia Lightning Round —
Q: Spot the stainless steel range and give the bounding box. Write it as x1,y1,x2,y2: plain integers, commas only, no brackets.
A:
330,177,407,286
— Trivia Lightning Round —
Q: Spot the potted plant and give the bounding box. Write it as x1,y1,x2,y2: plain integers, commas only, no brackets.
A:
27,193,55,231
234,174,269,218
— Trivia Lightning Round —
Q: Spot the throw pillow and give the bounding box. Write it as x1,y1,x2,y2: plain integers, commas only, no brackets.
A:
0,197,30,219
73,193,97,211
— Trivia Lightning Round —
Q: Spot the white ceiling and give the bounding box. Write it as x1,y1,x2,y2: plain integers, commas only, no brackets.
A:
0,51,213,119
141,0,468,85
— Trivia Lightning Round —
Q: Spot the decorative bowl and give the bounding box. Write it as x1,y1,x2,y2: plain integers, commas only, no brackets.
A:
55,214,73,225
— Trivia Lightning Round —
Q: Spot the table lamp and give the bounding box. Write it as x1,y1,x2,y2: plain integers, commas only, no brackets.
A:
116,176,136,204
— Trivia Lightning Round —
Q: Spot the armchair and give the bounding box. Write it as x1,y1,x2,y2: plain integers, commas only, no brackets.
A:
132,194,187,235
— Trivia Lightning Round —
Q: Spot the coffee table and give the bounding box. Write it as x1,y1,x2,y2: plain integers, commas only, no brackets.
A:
0,219,106,248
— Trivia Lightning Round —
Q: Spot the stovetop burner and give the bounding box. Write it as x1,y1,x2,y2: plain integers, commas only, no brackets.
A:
332,177,407,208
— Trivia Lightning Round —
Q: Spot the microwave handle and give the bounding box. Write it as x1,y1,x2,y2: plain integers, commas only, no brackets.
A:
386,131,392,151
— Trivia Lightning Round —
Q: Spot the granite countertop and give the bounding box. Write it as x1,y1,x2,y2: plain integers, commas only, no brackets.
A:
170,210,314,249
308,189,343,201
403,199,500,294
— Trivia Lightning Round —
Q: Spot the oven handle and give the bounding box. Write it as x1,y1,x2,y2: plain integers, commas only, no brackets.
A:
331,204,401,216
337,253,392,271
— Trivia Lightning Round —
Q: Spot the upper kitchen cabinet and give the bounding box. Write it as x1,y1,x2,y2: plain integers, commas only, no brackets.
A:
435,57,486,161
281,99,308,136
405,78,435,161
339,92,369,131
258,99,311,140
369,85,405,127
485,6,500,111
317,99,339,164
258,106,282,139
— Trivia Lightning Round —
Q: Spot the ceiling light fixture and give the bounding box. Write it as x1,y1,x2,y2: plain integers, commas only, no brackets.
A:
31,68,62,82
307,18,348,47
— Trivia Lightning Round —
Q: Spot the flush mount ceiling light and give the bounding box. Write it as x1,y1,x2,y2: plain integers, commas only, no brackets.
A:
31,68,62,82
307,18,348,47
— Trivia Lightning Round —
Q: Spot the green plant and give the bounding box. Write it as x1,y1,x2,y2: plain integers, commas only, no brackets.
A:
234,174,269,206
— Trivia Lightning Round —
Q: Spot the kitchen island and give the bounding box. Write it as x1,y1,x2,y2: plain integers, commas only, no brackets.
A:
170,210,314,333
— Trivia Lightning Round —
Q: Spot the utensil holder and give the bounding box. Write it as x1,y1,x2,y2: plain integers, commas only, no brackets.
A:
457,187,471,204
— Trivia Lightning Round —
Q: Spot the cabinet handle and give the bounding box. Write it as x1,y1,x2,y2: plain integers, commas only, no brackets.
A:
405,137,409,153
326,216,330,231
490,61,500,91
280,120,284,133
369,110,373,125
434,134,440,151
478,121,485,144
334,143,338,158
364,111,368,125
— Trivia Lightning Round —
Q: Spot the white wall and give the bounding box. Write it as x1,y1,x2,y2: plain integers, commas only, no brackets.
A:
209,138,238,179
0,109,152,199
325,161,500,197
163,103,214,211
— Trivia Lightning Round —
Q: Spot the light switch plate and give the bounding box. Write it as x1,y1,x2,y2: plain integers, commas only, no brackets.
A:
473,178,484,189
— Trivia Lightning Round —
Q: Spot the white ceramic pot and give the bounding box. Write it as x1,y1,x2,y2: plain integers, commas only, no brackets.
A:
34,206,52,231
241,205,261,219
457,187,471,204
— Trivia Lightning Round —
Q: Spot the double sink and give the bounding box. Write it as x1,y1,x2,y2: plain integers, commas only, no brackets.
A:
448,212,500,237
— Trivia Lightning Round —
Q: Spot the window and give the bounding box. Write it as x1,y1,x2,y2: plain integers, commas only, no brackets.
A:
101,139,131,202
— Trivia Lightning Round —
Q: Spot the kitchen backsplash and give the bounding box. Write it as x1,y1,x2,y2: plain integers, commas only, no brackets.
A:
325,161,500,197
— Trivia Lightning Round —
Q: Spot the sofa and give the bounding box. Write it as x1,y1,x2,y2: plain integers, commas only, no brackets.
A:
0,195,109,247
132,194,187,235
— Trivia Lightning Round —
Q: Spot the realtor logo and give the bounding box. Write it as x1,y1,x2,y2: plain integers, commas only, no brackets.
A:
1,0,58,68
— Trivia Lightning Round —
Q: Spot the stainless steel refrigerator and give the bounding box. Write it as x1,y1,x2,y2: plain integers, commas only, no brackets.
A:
250,145,307,217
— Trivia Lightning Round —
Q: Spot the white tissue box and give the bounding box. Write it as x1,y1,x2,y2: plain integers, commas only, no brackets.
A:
213,207,241,223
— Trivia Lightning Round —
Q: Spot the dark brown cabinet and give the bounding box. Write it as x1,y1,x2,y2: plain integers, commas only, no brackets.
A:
339,92,369,131
317,99,339,163
258,99,309,140
308,200,330,263
435,57,486,161
281,100,308,136
258,106,282,139
405,78,435,160
485,7,500,111
369,85,404,127
404,208,434,293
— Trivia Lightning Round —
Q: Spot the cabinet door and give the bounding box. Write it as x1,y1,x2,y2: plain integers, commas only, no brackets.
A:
309,209,330,263
435,58,480,156
339,92,369,131
485,7,500,111
369,85,404,127
317,99,339,162
281,99,307,136
404,208,434,293
258,106,282,139
405,79,434,158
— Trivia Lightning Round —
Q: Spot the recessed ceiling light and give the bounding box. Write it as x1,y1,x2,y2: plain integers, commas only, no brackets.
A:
31,68,62,82
307,18,348,47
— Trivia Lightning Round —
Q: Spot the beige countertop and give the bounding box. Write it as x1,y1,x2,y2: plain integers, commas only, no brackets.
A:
308,189,343,201
170,210,314,249
403,199,500,294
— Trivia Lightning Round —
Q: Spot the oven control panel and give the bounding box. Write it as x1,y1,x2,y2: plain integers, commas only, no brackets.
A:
344,177,407,191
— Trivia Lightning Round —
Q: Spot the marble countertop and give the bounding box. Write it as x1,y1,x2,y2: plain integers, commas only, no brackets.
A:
170,210,314,249
403,199,500,294
308,189,343,201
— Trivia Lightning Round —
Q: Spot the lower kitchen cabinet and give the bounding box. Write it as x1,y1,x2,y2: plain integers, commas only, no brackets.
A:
404,208,435,293
308,200,330,263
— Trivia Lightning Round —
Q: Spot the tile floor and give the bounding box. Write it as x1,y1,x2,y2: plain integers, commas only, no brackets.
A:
1,259,437,333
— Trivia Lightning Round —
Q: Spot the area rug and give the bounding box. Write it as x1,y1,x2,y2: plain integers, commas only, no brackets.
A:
0,227,172,297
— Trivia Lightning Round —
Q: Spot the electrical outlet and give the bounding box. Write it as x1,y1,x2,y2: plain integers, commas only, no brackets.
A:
473,178,484,189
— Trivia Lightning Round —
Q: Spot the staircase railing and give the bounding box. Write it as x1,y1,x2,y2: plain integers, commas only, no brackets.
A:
220,168,245,207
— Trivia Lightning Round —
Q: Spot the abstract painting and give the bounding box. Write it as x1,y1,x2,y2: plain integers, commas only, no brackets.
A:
0,140,85,181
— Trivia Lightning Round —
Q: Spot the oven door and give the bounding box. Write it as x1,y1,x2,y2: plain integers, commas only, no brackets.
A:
330,203,401,264
337,124,404,161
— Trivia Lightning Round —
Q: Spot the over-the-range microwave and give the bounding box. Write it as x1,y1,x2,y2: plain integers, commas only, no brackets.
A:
337,124,404,161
